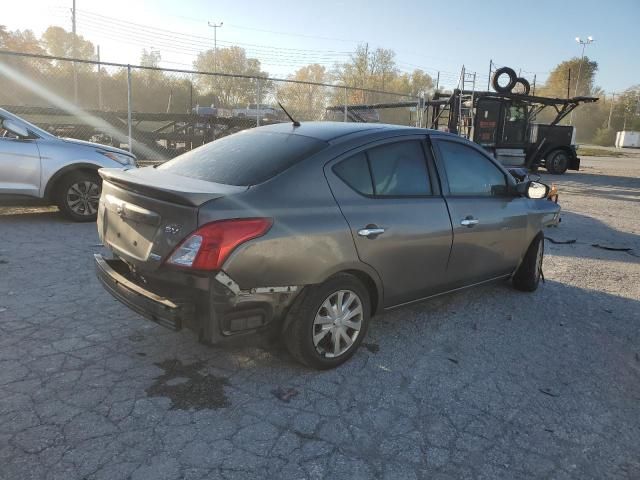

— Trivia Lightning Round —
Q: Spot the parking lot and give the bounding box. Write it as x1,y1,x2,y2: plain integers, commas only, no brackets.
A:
1,152,639,480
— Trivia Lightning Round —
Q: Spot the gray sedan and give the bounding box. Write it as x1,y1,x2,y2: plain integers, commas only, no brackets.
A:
94,122,559,369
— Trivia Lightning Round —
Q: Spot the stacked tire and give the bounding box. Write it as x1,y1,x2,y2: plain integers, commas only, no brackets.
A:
492,67,530,95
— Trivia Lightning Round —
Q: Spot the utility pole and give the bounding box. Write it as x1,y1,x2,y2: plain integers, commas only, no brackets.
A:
607,92,615,130
207,21,223,72
570,35,594,124
532,74,536,96
97,45,102,110
207,21,223,110
72,0,78,104
364,42,368,103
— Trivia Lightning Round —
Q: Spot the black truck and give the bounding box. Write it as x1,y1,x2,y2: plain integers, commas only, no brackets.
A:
426,89,599,174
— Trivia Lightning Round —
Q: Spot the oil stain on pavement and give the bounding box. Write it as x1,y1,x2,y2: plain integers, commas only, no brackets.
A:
145,359,230,410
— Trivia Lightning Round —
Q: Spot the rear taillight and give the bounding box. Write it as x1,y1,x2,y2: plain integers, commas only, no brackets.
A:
166,218,272,271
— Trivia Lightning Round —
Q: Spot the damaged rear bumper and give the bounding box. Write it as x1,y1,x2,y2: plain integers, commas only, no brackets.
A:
94,254,300,344
94,254,193,330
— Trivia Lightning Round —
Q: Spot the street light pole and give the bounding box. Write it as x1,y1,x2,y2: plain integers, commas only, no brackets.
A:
207,21,223,72
570,35,594,125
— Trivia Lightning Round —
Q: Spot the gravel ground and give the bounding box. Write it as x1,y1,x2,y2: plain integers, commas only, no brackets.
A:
1,153,639,480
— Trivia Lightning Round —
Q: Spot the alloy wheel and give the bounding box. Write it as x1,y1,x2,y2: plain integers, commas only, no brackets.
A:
312,290,363,358
66,181,100,217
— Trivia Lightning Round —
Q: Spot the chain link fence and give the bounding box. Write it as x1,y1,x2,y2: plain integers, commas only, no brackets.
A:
0,51,420,161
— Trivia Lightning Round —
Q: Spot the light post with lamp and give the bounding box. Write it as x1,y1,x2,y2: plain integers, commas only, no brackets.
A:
570,36,594,124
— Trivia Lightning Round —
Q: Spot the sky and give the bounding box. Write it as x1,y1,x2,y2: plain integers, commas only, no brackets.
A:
2,0,639,93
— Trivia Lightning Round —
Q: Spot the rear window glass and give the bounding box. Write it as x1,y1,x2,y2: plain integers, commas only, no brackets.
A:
333,152,373,195
157,131,327,186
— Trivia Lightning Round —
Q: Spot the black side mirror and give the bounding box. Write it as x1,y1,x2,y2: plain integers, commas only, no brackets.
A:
515,180,549,199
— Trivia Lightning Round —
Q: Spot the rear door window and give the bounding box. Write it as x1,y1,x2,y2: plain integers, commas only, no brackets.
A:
367,141,431,196
333,140,432,197
158,131,327,186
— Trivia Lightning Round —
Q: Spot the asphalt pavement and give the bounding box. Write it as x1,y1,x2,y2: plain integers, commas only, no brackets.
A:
1,152,639,479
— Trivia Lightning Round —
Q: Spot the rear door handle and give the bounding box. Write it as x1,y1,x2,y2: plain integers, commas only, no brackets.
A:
460,217,479,227
358,227,386,238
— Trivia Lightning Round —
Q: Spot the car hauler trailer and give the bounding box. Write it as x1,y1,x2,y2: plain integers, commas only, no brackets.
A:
326,66,598,176
425,89,598,174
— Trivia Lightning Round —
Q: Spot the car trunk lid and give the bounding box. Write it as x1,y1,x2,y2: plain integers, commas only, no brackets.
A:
97,167,247,272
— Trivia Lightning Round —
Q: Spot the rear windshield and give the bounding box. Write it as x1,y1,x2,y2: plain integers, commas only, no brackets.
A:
157,131,327,186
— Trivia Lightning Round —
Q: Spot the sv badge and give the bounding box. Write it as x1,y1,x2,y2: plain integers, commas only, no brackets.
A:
164,224,182,235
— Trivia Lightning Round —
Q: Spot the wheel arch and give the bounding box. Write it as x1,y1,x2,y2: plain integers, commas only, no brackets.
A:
44,163,102,201
512,229,545,277
280,265,383,335
541,145,574,164
342,268,381,317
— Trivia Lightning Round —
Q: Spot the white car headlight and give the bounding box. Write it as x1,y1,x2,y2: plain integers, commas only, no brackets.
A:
98,150,137,167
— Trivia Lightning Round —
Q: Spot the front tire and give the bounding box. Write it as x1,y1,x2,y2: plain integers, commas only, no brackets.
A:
513,234,544,292
56,171,101,222
545,150,569,175
284,273,371,369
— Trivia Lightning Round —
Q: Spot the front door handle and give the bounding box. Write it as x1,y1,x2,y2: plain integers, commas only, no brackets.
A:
460,217,479,227
358,227,386,238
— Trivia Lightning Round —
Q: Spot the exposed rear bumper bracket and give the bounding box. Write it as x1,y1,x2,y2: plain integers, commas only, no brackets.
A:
94,254,193,331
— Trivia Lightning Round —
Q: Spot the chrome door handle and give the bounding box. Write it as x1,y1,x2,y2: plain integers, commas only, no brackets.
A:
358,227,386,237
460,218,479,227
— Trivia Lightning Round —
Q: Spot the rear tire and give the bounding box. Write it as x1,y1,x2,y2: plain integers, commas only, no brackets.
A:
545,150,569,175
513,234,544,292
56,171,101,222
283,273,371,369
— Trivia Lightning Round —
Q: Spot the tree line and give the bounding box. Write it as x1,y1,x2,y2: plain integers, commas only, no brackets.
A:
533,57,639,144
1,25,638,144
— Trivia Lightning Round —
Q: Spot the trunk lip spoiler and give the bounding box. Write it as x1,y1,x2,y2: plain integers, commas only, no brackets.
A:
99,167,248,207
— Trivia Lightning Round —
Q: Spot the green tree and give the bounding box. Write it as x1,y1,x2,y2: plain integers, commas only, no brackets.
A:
536,56,607,142
609,86,640,132
0,27,44,54
276,64,330,120
334,44,400,103
592,127,616,146
388,69,434,98
193,46,268,108
538,56,598,98
140,49,161,68
41,26,95,60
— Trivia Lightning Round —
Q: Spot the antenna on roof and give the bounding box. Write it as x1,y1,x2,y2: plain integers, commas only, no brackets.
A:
277,101,300,127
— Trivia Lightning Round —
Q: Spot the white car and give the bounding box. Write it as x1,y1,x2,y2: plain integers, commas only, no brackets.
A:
232,104,278,120
0,108,137,221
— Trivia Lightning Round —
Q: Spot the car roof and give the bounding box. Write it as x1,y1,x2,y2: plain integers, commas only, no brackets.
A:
254,121,416,142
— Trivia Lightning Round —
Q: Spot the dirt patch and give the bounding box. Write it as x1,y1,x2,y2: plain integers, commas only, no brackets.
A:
146,359,230,410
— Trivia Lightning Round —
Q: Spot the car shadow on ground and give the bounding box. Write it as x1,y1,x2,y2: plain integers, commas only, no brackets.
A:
135,277,640,375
